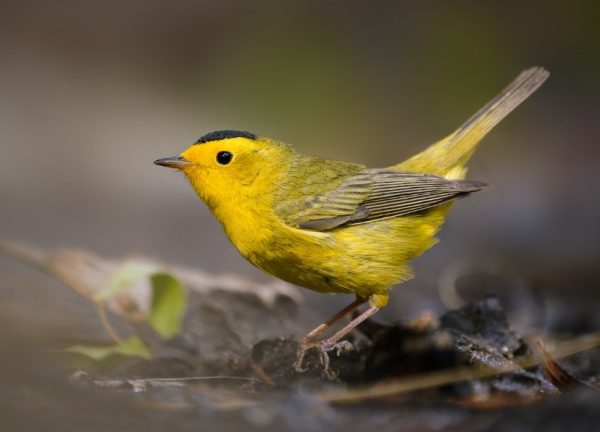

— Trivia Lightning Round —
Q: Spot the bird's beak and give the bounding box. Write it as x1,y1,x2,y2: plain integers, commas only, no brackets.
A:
153,156,192,170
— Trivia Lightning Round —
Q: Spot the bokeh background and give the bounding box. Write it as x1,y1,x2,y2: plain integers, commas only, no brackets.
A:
1,0,599,341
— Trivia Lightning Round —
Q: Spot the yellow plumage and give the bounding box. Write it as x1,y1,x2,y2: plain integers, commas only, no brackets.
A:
155,67,549,353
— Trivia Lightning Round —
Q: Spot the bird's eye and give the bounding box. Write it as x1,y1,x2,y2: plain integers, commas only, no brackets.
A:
216,151,233,165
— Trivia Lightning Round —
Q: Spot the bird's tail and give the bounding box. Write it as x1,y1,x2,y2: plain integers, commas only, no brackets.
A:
396,67,550,179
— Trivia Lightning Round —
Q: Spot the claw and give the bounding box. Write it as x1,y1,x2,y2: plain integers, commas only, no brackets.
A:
333,340,353,356
293,302,379,376
293,338,355,378
293,342,310,372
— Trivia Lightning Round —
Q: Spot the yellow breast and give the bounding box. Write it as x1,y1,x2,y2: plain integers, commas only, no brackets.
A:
211,188,451,303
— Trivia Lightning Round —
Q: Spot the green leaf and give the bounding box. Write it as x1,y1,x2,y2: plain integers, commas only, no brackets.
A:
94,261,158,303
65,336,152,361
149,273,186,338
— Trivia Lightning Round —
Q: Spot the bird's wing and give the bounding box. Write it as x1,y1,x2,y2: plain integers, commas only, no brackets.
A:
286,169,487,231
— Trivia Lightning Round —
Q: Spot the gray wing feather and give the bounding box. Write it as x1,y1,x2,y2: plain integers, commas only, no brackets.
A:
296,169,486,231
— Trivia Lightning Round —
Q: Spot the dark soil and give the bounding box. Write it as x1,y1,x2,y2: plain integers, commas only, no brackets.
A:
1,254,599,432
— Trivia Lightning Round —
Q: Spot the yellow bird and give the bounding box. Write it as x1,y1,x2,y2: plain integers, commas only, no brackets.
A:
155,67,549,368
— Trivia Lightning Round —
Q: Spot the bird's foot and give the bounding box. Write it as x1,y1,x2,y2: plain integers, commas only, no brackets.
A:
293,338,354,379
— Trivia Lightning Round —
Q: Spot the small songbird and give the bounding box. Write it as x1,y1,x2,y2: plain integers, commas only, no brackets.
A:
155,67,549,370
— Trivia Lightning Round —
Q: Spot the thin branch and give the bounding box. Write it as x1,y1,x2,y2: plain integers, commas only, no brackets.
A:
317,331,600,403
96,302,124,345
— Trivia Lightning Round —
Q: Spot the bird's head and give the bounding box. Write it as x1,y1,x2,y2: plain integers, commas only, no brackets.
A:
154,130,291,210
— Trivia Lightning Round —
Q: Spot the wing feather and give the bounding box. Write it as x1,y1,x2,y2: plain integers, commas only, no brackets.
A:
293,169,486,231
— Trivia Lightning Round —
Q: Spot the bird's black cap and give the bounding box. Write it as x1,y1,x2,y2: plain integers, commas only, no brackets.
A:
195,130,257,144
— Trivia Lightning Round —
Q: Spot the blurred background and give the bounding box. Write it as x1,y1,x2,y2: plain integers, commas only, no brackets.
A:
2,1,600,430
1,0,599,332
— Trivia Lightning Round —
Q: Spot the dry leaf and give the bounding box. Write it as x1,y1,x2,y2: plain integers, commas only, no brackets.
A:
0,241,301,324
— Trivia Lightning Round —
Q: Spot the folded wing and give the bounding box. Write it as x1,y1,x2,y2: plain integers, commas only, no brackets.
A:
291,169,487,231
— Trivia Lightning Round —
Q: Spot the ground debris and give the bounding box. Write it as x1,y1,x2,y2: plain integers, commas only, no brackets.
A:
538,341,600,393
3,242,600,431
246,297,600,405
0,241,301,323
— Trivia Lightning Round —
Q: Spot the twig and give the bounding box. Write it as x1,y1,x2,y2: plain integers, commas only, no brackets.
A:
317,331,600,403
96,302,124,345
0,241,48,273
249,358,275,386
71,371,265,392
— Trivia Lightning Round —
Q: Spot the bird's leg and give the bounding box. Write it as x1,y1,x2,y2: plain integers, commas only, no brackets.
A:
318,305,380,351
294,298,365,372
294,304,380,374
301,298,366,342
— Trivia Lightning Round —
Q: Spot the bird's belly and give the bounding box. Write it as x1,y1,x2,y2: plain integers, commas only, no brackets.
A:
223,206,450,298
243,217,439,297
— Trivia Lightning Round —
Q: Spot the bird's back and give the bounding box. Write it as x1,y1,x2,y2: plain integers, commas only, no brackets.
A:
255,68,550,306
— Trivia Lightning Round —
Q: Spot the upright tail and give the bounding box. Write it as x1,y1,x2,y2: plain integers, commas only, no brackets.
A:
396,67,550,179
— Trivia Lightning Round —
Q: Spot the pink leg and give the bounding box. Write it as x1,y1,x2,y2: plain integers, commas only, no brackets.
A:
294,304,380,374
319,305,380,347
301,298,366,342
